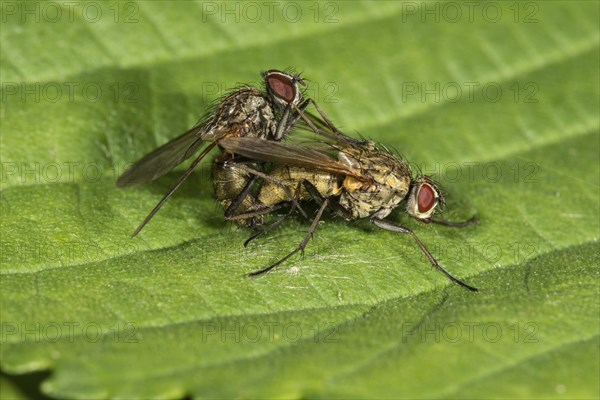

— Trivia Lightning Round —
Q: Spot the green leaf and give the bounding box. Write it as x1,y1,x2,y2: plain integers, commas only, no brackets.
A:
1,1,598,398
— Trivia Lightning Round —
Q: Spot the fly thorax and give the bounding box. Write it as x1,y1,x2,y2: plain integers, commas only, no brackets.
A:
242,94,278,139
215,89,278,140
337,148,411,220
339,175,408,219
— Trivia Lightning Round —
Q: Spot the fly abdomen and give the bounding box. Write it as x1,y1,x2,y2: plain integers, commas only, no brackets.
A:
212,153,264,227
257,166,341,208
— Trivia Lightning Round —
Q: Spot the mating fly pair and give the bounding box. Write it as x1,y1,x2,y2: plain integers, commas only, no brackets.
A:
117,70,479,292
117,69,324,233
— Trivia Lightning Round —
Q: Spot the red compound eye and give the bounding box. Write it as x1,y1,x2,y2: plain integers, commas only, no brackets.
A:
417,183,436,213
266,72,296,103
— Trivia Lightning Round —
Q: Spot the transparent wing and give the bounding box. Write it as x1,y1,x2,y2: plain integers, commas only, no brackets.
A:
116,125,208,187
219,137,360,177
130,141,219,237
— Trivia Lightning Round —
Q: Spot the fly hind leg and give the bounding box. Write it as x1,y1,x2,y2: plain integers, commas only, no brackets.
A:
243,179,310,247
247,178,353,277
230,162,309,220
292,98,368,145
248,197,329,277
244,177,353,248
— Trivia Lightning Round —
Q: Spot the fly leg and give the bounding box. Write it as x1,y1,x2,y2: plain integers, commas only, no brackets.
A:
273,99,310,140
223,173,260,219
300,179,353,220
247,179,352,276
428,216,479,228
242,175,344,247
132,141,218,237
228,162,308,220
248,197,329,277
292,99,367,145
227,203,289,221
371,218,478,292
243,180,307,247
215,157,306,224
303,99,341,134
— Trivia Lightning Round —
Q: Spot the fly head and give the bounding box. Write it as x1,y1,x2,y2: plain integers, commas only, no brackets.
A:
406,176,446,220
263,69,306,110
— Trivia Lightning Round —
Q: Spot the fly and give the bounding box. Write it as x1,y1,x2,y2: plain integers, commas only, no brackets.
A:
218,131,479,292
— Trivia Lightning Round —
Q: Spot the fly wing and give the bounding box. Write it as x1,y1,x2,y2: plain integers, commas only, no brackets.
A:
129,141,218,237
219,137,359,177
116,124,209,187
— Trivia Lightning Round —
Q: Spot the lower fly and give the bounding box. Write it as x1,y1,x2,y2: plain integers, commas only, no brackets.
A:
217,130,479,292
